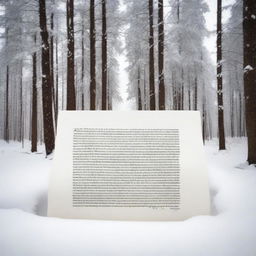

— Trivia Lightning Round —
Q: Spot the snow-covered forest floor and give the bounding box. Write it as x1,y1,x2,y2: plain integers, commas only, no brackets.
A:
0,138,256,256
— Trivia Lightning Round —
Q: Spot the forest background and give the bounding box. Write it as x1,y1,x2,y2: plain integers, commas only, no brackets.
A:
0,0,255,165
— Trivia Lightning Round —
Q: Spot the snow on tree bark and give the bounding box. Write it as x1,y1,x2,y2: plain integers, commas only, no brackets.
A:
39,0,55,155
148,0,156,110
217,0,226,150
243,0,256,164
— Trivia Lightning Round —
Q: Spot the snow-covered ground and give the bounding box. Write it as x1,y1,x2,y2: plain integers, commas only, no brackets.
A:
0,138,256,256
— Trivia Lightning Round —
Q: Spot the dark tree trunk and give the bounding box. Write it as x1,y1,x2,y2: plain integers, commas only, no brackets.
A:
90,0,96,110
144,68,147,110
243,0,256,164
148,0,155,110
4,27,9,142
194,75,198,111
188,74,191,110
81,17,85,110
50,8,55,118
39,0,55,155
31,35,38,153
66,0,76,110
172,71,176,110
5,65,9,142
177,87,181,110
217,0,226,150
55,33,59,125
202,82,206,143
137,68,142,110
158,0,165,110
20,63,24,147
188,89,191,110
202,101,206,144
181,69,184,110
235,66,243,137
239,91,243,137
230,90,235,137
102,0,107,110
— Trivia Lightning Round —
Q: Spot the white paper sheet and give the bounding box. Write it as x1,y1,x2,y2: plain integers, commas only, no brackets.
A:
48,111,210,221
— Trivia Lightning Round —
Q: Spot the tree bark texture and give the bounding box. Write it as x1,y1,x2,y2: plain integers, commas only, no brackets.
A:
217,0,226,150
243,0,256,164
66,0,76,110
39,0,55,155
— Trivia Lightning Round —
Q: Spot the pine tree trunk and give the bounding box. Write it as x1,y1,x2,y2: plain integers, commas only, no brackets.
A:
102,0,107,110
243,0,256,164
90,0,96,110
66,0,76,110
239,91,243,137
81,18,85,110
31,34,37,153
230,90,235,137
194,75,198,111
181,69,184,110
55,34,59,125
5,65,9,142
202,81,207,143
235,66,242,137
172,71,176,110
4,26,9,142
158,0,165,110
188,73,191,110
217,0,226,150
148,0,156,110
202,101,206,143
144,68,147,110
50,9,56,118
20,63,24,147
39,0,55,155
137,68,142,110
107,70,112,110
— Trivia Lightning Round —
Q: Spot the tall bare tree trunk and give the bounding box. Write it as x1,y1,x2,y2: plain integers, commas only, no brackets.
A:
81,17,85,110
39,0,55,155
188,73,191,110
243,0,256,164
66,0,76,110
202,101,206,143
90,0,96,110
217,0,226,150
158,0,165,110
148,0,155,110
101,0,107,110
181,69,184,110
31,34,37,153
50,7,56,118
20,62,24,147
4,26,9,142
144,68,147,110
55,33,59,125
239,91,243,137
194,75,198,111
107,73,112,110
137,68,142,110
5,65,9,142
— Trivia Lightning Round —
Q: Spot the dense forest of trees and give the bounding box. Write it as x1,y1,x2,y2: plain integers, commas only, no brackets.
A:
0,0,255,164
